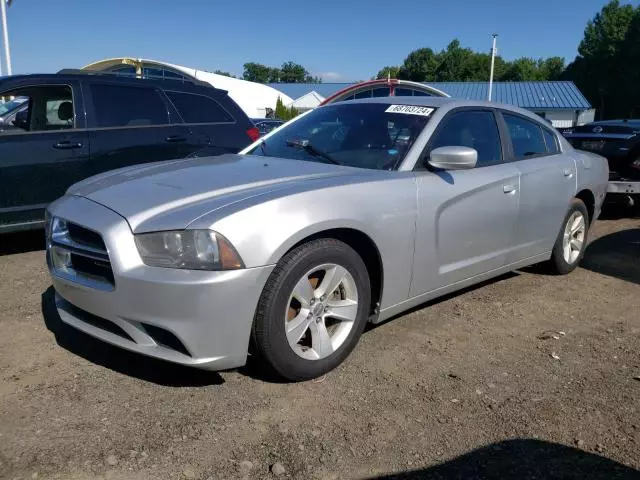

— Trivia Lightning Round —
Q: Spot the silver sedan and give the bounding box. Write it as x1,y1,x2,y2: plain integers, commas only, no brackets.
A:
45,97,609,381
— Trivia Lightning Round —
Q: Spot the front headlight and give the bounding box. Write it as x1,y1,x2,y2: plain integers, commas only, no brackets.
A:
134,230,244,271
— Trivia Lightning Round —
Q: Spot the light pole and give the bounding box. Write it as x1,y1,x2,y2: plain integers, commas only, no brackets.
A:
488,33,498,102
1,0,12,76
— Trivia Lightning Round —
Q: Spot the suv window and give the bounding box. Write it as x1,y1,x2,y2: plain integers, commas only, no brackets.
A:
428,110,502,167
0,86,73,134
503,113,547,159
542,128,560,154
165,91,233,124
90,84,169,128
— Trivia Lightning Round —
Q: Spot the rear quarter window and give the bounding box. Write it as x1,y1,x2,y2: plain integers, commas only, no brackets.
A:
165,91,234,124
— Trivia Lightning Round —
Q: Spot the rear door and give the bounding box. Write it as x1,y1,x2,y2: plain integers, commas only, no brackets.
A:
411,108,521,296
164,89,253,156
499,112,576,263
0,81,89,231
84,82,194,177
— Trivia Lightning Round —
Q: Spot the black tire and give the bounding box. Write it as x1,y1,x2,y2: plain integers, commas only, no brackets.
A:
252,238,371,381
546,198,590,274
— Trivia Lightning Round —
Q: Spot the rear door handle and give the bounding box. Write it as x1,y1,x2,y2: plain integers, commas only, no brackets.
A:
503,184,517,194
165,135,187,143
53,141,83,149
563,168,574,178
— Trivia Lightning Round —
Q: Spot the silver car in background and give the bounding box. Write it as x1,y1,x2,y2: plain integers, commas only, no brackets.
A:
45,97,609,381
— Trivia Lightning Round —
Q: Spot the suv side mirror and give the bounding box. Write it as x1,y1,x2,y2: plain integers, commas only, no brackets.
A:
12,110,29,131
428,146,477,170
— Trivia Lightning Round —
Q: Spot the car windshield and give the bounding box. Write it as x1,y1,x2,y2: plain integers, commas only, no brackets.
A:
0,98,26,115
247,102,435,170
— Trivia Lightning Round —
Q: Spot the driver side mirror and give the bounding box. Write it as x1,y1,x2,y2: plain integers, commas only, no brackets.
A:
427,146,477,170
12,110,29,131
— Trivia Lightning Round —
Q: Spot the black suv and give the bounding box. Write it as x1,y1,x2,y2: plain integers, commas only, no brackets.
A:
561,120,640,204
0,71,259,233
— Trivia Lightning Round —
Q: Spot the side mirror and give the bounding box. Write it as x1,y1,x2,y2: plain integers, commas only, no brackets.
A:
12,110,29,131
428,146,477,170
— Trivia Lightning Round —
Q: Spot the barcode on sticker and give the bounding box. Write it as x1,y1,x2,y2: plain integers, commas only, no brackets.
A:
385,105,434,116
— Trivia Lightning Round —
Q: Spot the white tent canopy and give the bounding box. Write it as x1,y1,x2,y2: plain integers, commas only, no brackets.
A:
286,91,325,111
83,58,293,119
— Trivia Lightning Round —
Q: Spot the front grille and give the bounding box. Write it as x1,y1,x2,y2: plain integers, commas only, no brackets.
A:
49,221,115,289
67,223,107,251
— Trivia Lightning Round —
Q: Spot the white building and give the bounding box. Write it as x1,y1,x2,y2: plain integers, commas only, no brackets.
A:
83,58,293,119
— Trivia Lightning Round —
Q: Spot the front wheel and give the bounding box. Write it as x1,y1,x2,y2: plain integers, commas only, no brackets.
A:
252,239,371,381
546,198,589,274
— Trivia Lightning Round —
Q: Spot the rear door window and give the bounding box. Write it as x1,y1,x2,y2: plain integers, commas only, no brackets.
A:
503,113,548,159
165,91,234,124
90,84,169,128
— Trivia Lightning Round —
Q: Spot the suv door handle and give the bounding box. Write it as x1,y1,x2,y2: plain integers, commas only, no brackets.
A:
165,135,187,143
503,184,517,194
53,141,83,149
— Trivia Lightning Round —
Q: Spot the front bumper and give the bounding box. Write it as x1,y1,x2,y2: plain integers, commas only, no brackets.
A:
47,195,274,370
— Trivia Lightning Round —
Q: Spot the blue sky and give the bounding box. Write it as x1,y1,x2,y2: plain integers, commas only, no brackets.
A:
5,0,639,81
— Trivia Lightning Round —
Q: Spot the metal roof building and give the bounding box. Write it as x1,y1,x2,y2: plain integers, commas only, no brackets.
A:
269,81,594,127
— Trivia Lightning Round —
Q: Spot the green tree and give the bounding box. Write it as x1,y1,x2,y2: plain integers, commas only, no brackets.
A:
435,40,475,81
274,96,299,121
500,58,546,81
280,61,309,83
540,57,565,80
398,48,439,81
375,66,400,79
213,70,236,78
563,0,638,118
243,62,273,83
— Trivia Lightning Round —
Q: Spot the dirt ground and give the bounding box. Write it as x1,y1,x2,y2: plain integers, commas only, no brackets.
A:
0,212,638,480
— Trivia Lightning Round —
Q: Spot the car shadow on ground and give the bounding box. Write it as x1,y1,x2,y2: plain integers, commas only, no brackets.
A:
581,228,640,285
0,229,46,256
238,272,521,384
370,439,639,479
40,287,224,387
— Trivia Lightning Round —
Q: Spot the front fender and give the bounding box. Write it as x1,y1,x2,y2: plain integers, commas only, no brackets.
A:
197,177,418,309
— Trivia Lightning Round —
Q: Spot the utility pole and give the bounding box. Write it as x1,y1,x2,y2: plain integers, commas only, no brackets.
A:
1,0,12,76
488,33,498,102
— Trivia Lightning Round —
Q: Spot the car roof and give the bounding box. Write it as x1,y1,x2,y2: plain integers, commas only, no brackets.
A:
0,73,225,95
330,96,545,123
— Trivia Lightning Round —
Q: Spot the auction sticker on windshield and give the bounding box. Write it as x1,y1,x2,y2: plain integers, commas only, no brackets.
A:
385,105,435,116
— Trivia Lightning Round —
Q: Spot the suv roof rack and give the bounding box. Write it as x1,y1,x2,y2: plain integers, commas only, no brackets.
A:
56,69,212,88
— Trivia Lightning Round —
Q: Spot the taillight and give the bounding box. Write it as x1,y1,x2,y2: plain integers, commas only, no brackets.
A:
246,127,260,142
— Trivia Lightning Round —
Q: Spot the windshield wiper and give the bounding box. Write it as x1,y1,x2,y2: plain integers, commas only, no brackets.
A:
285,138,342,165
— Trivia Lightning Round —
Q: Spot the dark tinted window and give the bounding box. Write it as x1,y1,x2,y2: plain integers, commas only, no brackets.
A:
91,84,169,128
542,128,560,154
429,110,502,167
503,113,547,159
354,90,372,99
166,91,234,124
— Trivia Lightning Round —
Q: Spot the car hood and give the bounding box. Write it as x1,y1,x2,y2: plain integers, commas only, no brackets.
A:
68,154,362,232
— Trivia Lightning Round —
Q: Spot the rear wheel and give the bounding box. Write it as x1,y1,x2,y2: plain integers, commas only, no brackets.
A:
547,198,589,274
252,239,371,381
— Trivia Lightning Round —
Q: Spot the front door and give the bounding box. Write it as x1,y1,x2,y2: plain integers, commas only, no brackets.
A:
0,83,89,231
499,112,577,263
410,109,520,297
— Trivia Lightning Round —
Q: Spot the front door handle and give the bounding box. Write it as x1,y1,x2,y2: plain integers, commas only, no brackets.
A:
165,135,187,143
503,184,517,194
563,168,574,178
53,141,83,149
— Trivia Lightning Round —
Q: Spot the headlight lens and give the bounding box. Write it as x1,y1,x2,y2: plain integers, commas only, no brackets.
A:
134,230,244,270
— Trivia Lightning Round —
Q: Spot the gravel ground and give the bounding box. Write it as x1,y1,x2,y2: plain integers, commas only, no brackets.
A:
0,213,638,480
